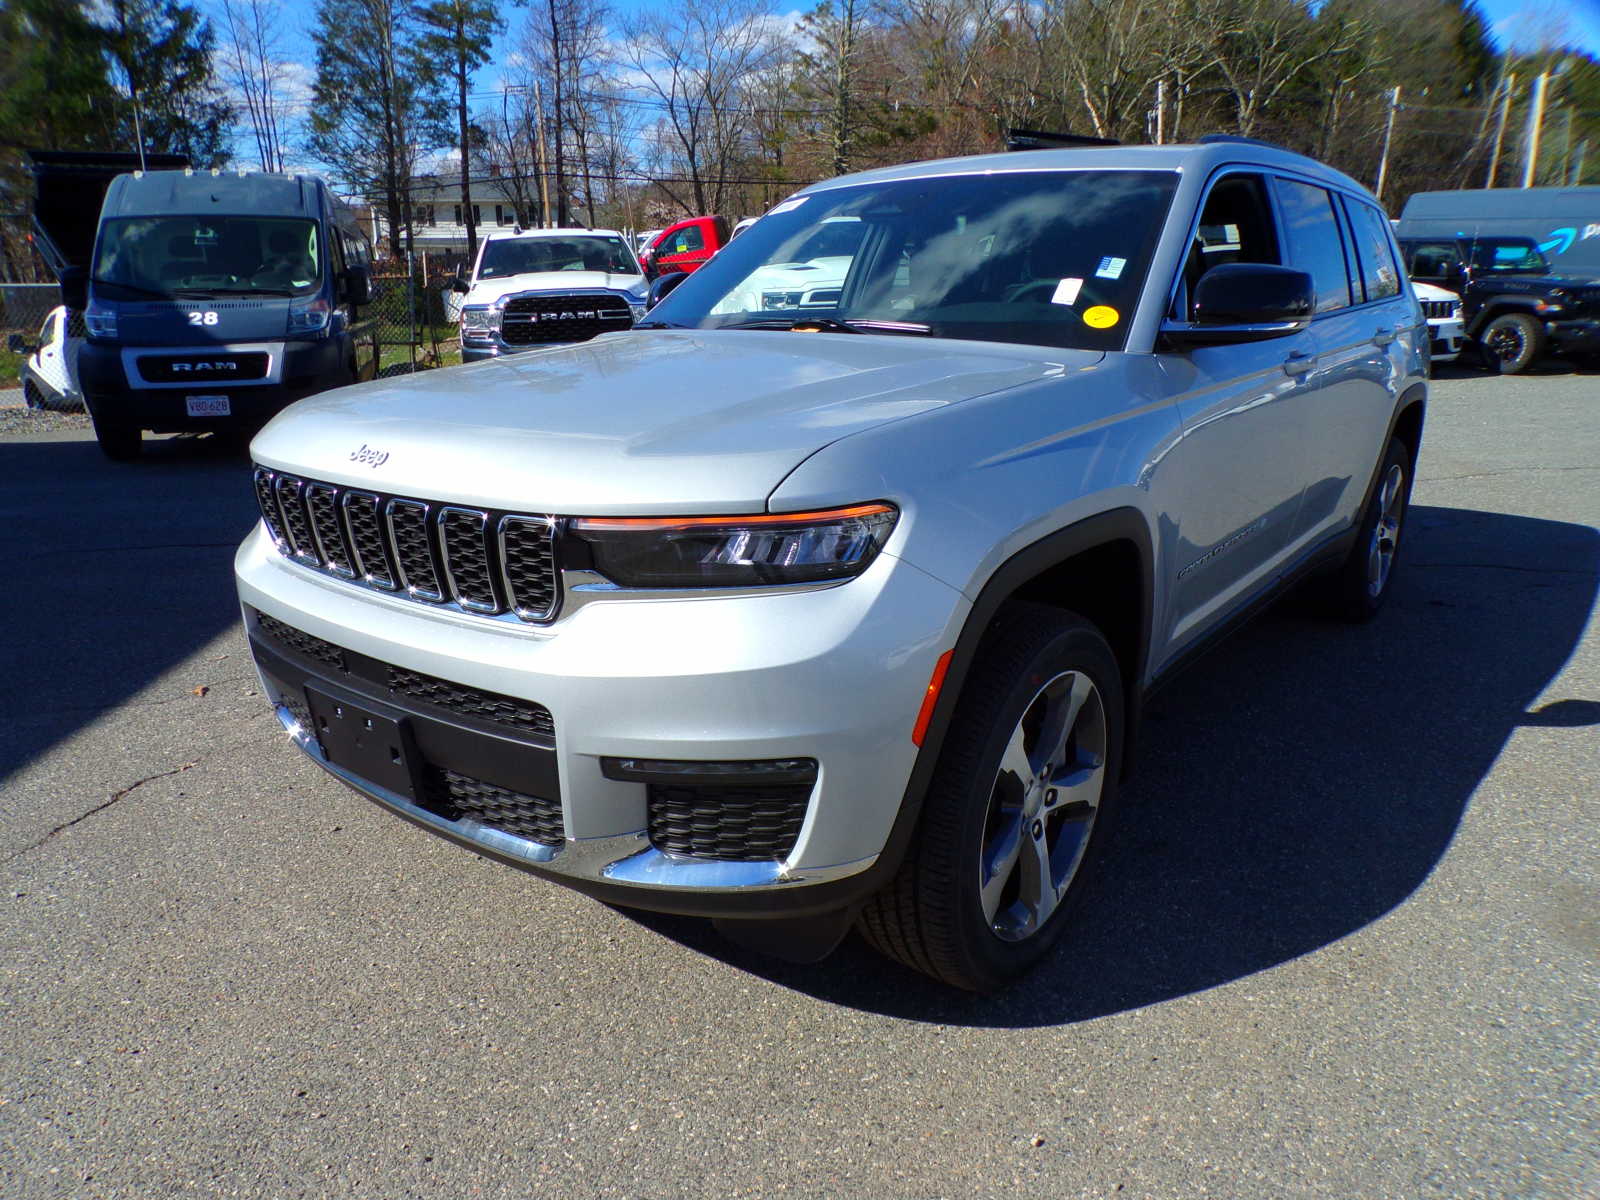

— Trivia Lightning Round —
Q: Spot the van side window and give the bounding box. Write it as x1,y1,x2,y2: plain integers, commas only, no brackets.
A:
1341,198,1401,301
1273,178,1353,312
1178,173,1279,320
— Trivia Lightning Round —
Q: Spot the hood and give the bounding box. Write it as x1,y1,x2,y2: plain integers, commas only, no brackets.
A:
253,330,1092,514
464,271,646,308
1409,281,1458,302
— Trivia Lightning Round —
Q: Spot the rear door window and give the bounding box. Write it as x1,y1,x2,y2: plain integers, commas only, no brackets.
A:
1272,178,1353,313
1403,241,1460,283
1342,198,1402,301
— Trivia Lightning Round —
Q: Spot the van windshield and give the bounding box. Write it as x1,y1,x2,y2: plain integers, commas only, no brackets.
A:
641,170,1179,352
478,235,639,280
93,216,322,297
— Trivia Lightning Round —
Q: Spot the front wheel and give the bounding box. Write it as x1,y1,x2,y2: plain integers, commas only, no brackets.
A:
859,604,1124,991
22,379,45,411
91,411,142,461
1478,312,1544,374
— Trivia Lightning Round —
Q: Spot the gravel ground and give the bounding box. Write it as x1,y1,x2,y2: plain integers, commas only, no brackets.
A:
0,364,1595,1199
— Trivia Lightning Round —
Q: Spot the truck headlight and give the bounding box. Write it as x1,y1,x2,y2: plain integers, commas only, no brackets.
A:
84,301,117,339
571,503,898,587
461,307,496,331
287,297,331,334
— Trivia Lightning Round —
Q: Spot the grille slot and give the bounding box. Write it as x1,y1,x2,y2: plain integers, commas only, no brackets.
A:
424,768,564,846
1420,299,1457,320
439,507,500,612
386,499,444,602
647,782,813,862
255,612,346,671
498,517,557,620
252,468,287,547
251,468,561,623
136,352,270,383
387,666,554,739
499,294,633,346
305,483,355,578
274,475,319,564
343,492,394,589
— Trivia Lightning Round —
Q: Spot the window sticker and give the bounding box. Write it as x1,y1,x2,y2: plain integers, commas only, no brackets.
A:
1094,256,1126,280
768,196,808,215
1051,277,1084,306
1082,304,1119,329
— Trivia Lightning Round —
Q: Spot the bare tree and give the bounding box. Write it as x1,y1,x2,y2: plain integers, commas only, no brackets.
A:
618,0,786,215
217,0,287,171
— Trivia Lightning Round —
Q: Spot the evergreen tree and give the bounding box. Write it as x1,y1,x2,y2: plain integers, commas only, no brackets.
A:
99,0,234,166
416,0,502,259
307,0,445,259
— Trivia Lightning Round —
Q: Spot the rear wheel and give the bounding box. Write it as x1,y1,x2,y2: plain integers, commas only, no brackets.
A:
22,379,45,410
859,604,1124,991
1316,436,1411,622
1478,312,1543,374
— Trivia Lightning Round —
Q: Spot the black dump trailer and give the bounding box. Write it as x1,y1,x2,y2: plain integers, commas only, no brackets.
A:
25,149,190,278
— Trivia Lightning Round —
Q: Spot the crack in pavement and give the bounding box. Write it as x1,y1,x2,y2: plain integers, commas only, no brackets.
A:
2,761,200,867
1419,465,1597,483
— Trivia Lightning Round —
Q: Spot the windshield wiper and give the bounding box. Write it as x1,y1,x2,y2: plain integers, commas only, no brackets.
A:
203,286,297,296
724,316,932,336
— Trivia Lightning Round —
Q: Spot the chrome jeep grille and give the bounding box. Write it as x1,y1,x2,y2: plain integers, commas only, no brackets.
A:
253,466,559,623
1419,299,1457,320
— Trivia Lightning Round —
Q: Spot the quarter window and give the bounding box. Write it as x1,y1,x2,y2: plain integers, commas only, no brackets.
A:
1272,178,1353,313
1342,199,1401,301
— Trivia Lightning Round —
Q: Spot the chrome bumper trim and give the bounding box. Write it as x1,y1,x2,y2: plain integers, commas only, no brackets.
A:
276,705,877,892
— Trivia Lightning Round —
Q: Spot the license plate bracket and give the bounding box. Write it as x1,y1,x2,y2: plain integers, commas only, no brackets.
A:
304,685,422,801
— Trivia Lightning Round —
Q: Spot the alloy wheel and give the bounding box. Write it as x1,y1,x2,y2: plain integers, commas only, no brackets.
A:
978,669,1107,942
1367,462,1405,598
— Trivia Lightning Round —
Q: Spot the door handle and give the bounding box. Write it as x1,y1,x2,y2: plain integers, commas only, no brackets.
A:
1371,326,1396,346
1282,351,1317,376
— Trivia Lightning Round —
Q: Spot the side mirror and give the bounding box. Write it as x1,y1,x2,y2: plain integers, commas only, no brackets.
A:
450,264,471,295
58,266,88,312
1162,262,1315,347
647,271,688,309
343,265,372,306
6,333,31,355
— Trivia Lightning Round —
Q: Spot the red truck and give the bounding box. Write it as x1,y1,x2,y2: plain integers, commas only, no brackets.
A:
641,215,730,278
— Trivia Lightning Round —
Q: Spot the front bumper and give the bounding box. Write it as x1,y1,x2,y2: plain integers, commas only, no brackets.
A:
1547,316,1600,353
79,339,343,431
236,525,966,917
1427,318,1464,362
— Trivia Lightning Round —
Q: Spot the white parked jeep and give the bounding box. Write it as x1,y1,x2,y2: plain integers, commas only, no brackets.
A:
452,228,648,362
241,138,1427,990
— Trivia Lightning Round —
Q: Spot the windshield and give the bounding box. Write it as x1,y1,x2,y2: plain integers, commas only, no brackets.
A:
92,216,322,297
645,170,1179,351
478,235,640,280
1468,239,1550,274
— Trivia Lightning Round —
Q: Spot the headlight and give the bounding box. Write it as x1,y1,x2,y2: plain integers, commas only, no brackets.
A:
571,502,898,587
288,297,330,334
84,301,117,339
461,307,496,332
628,302,646,323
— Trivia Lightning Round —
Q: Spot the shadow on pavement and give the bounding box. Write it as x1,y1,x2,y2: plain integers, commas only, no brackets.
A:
626,505,1600,1026
0,433,258,789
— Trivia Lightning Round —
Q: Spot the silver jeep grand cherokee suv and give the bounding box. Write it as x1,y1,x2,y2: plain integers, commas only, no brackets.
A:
238,138,1425,991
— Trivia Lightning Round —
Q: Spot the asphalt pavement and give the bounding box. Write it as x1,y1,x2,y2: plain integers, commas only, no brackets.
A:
2,365,1596,1199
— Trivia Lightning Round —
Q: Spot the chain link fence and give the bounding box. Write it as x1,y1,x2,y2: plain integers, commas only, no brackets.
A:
369,253,463,378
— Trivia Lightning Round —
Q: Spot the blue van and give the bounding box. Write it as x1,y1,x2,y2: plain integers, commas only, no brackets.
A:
47,164,378,460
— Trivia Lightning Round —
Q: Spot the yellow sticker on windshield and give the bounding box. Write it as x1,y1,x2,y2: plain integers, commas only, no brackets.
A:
1083,305,1119,329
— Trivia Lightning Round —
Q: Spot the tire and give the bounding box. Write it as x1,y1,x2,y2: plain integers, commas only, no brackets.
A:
1317,436,1411,622
1478,312,1544,374
859,603,1125,992
22,379,45,411
91,412,142,461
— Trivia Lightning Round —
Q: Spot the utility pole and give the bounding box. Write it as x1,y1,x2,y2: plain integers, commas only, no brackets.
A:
1486,73,1515,188
547,0,567,227
1521,71,1549,188
1154,79,1166,145
1374,86,1400,202
1573,141,1589,186
533,80,552,227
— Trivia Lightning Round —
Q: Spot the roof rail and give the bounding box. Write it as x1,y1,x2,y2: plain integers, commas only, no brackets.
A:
1197,133,1295,154
1005,128,1120,151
